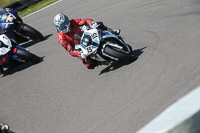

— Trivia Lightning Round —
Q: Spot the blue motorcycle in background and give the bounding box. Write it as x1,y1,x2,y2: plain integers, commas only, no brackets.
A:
0,8,44,44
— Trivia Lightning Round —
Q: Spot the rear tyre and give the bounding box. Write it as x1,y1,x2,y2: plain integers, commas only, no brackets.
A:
104,46,136,62
16,49,40,63
21,24,44,42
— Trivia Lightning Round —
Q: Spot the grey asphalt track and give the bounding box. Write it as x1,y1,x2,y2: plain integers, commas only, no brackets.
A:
1,0,200,132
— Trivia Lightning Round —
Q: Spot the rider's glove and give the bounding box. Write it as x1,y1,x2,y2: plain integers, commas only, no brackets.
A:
78,51,86,59
5,8,12,12
89,21,99,29
81,25,88,31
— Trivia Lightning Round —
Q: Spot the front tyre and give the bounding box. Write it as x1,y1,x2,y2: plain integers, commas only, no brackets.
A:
16,49,40,63
104,46,136,62
22,24,44,42
127,44,133,52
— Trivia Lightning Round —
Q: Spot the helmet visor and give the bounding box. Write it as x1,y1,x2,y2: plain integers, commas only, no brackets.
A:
57,22,70,33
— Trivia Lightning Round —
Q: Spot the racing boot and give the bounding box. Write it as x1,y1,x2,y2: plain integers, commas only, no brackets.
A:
112,29,121,35
98,61,110,66
108,28,121,36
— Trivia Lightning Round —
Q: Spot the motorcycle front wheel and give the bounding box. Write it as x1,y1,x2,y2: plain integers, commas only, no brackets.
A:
104,46,136,62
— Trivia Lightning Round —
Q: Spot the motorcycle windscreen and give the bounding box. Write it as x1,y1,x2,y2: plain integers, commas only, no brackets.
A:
74,30,83,45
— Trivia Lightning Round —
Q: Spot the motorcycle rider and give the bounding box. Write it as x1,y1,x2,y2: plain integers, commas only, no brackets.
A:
0,8,17,42
53,13,120,69
0,8,32,44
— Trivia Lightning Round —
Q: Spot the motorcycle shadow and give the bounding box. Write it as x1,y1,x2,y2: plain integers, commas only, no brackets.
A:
20,34,52,48
1,57,44,77
99,47,147,75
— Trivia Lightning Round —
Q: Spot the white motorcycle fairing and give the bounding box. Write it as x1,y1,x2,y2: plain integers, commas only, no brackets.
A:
0,34,12,56
75,28,134,62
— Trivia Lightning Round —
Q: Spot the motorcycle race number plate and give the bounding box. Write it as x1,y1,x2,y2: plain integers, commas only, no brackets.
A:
81,45,97,56
79,29,99,56
85,29,100,44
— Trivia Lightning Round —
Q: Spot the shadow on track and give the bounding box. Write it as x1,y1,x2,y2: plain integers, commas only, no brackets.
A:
0,34,51,77
99,47,147,75
20,34,52,48
1,57,44,77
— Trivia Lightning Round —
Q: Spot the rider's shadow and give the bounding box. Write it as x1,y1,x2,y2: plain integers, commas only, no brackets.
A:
1,57,44,77
99,47,147,75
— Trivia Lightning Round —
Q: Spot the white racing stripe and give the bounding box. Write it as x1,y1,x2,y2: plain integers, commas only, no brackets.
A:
137,87,200,133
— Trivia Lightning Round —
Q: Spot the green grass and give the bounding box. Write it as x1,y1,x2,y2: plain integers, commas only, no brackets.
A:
19,0,58,17
0,0,19,8
0,0,58,18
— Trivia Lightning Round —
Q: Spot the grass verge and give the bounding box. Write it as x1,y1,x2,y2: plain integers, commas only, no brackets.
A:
0,0,59,18
0,0,19,8
18,0,58,17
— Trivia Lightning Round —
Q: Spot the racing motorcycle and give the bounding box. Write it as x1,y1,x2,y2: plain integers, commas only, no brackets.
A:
0,34,40,70
0,8,44,44
74,27,136,65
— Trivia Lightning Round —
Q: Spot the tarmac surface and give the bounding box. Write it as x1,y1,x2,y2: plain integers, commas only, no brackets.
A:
1,0,200,132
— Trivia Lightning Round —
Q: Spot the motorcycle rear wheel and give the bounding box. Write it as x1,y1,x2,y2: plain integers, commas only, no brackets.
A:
16,49,40,63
